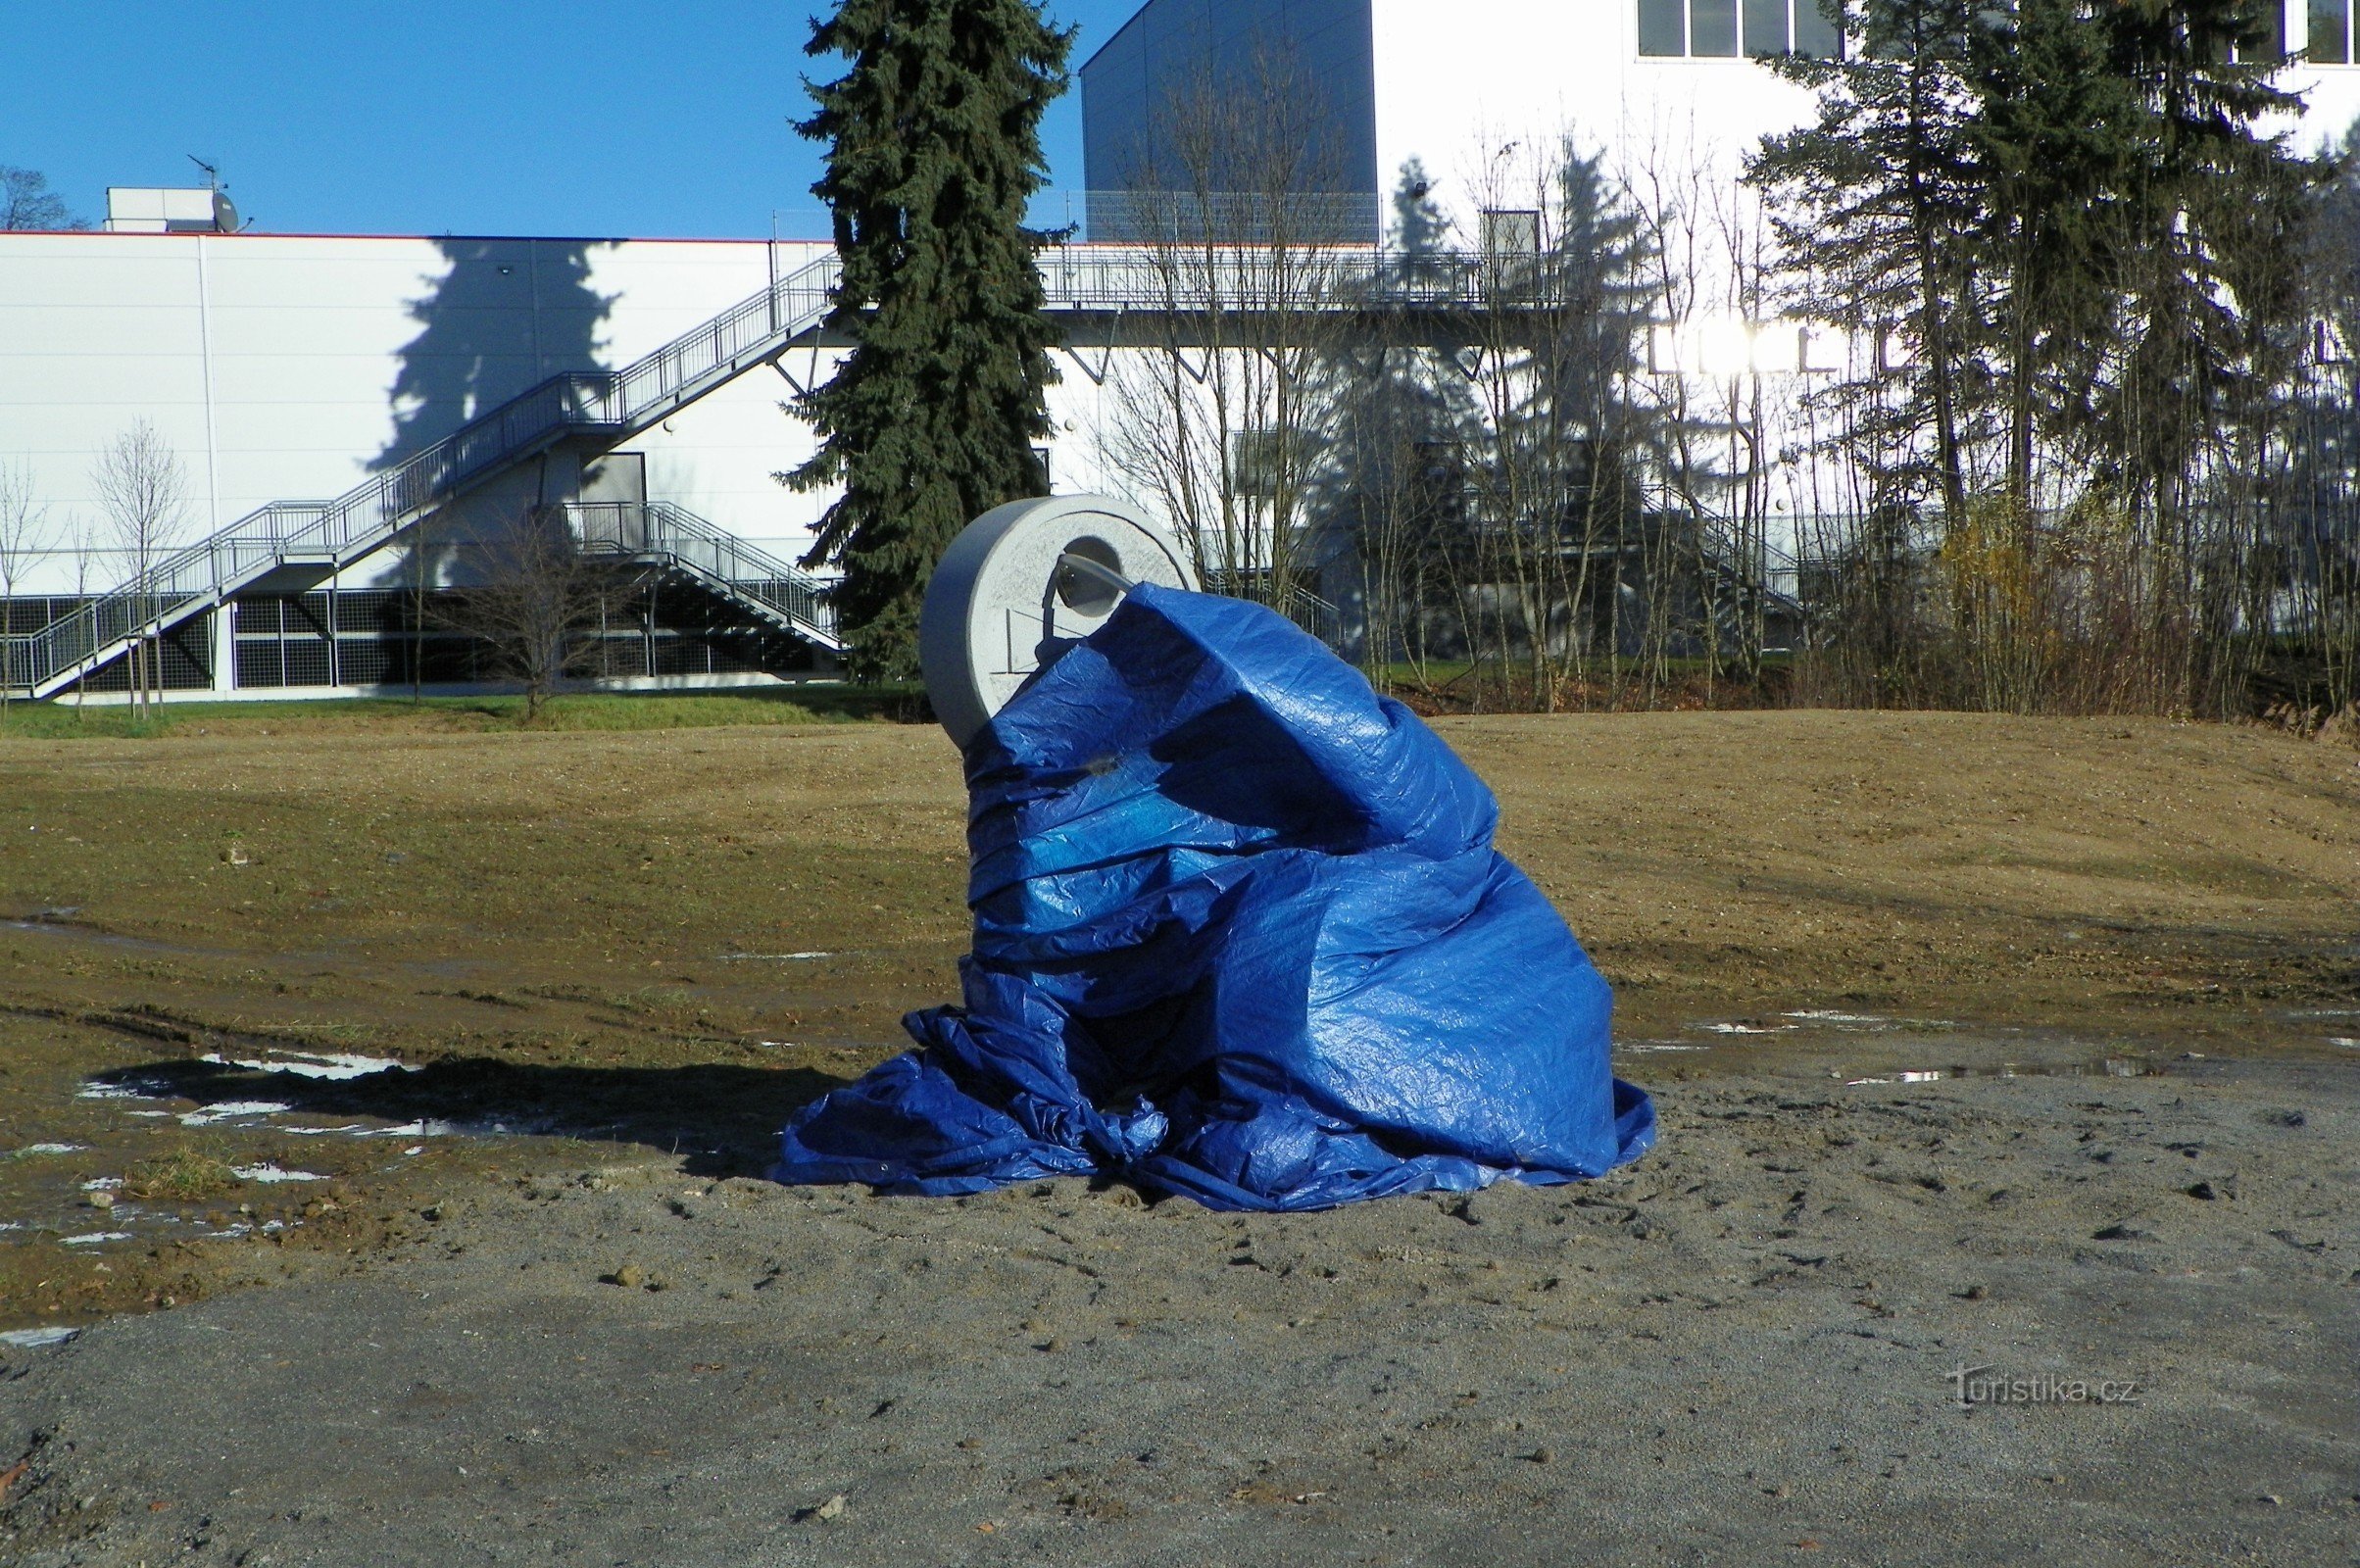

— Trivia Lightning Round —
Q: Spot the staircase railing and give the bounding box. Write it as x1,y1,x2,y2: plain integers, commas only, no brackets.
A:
565,501,838,649
5,255,848,697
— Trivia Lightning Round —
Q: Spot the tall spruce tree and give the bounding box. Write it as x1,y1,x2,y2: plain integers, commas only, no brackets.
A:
787,0,1070,681
1970,0,2138,506
1750,0,1989,526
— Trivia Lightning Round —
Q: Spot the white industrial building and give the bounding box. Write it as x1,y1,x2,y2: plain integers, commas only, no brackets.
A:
1084,0,2360,235
6,0,2360,700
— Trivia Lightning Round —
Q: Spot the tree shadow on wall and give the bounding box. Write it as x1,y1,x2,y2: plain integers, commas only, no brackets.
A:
370,238,618,617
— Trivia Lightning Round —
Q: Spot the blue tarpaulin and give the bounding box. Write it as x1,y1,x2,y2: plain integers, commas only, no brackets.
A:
772,585,1654,1210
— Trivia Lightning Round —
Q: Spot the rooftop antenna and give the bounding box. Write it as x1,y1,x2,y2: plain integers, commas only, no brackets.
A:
187,154,242,232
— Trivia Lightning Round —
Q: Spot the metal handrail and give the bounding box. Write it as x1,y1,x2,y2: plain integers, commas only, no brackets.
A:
565,501,838,648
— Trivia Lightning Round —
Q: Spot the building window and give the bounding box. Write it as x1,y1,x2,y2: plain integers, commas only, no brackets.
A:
2218,0,2287,61
1639,0,1687,54
1693,0,1741,54
1640,0,1843,58
2313,0,2351,63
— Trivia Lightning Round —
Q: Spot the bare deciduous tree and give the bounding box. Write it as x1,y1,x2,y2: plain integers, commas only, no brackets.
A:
90,420,189,719
438,506,620,721
1092,49,1360,623
0,459,59,711
1,167,89,232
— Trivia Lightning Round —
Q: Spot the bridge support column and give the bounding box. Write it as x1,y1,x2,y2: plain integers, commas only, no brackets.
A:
212,601,235,695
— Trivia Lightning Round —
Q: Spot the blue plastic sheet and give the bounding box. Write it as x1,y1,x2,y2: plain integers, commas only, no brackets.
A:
772,585,1654,1210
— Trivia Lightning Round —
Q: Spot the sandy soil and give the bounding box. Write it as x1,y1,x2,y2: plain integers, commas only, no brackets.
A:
0,711,2355,1562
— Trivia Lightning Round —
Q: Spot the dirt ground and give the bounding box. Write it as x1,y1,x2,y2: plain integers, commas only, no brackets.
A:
0,710,2355,1563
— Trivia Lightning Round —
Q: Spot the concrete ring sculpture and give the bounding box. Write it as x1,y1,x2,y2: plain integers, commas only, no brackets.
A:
918,494,1197,749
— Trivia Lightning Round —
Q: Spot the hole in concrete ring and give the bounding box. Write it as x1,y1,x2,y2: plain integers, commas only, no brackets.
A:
1055,535,1126,616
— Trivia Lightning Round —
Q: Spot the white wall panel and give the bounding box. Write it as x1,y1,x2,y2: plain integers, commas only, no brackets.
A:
0,230,836,596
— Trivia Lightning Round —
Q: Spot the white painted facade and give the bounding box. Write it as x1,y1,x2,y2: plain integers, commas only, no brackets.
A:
0,226,1144,604
1379,1,2360,233
0,230,846,595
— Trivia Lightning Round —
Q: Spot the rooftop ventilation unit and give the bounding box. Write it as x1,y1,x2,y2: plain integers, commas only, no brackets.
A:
103,186,239,234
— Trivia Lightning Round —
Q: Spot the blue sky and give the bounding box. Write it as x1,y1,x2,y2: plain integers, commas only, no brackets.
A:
4,0,1142,239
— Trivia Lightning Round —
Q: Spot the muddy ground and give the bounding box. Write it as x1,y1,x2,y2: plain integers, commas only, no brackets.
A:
0,710,2355,1563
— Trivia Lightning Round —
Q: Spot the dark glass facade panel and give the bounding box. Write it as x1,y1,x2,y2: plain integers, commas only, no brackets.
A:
2313,0,2349,62
1691,0,1742,55
1745,0,1790,53
1639,0,1687,53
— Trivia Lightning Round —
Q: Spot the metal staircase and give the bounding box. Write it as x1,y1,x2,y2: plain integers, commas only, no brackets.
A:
567,501,837,650
1,255,846,699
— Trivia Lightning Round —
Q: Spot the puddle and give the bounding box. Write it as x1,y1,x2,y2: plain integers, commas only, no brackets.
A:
1845,1054,2161,1086
1698,1022,1798,1036
12,1143,87,1157
2330,1037,2359,1050
718,952,838,962
59,1231,133,1247
75,1082,167,1102
176,1101,293,1126
199,1050,417,1081
0,1326,81,1348
230,1164,325,1184
0,918,193,957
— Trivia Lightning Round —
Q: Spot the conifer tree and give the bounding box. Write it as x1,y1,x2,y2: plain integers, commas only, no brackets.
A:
786,0,1070,681
1750,0,1988,525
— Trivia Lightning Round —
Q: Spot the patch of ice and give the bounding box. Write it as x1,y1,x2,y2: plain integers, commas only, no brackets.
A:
230,1164,324,1184
80,1177,123,1192
277,1124,370,1136
0,1326,81,1348
123,1110,172,1118
719,952,836,961
177,1102,291,1126
1784,1010,1892,1025
2331,1037,2360,1050
200,1050,415,1081
15,1143,86,1156
76,1082,160,1102
1619,1042,1705,1054
1698,1022,1798,1036
368,1120,452,1138
59,1231,131,1247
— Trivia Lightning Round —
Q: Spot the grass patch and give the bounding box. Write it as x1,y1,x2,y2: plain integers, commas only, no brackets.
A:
0,686,928,740
123,1150,242,1202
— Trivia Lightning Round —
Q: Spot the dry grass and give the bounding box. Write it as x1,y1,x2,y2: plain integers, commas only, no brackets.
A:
123,1151,241,1202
